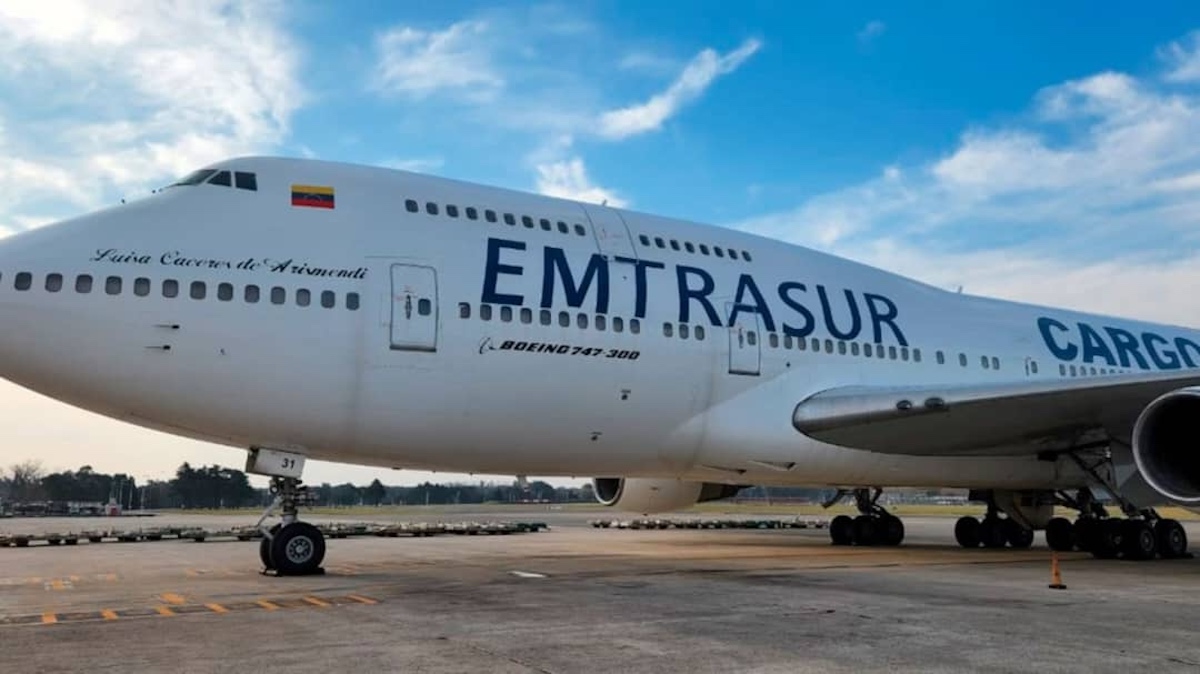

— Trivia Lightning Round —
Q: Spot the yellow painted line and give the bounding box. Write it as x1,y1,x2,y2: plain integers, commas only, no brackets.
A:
69,576,80,582
159,593,186,605
256,599,279,611
302,596,330,608
49,579,67,591
155,606,175,617
41,612,57,625
205,603,229,614
347,594,378,605
185,569,200,578
100,609,118,621
101,573,118,582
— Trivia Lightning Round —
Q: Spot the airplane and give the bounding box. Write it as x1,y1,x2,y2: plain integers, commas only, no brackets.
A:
0,155,1197,575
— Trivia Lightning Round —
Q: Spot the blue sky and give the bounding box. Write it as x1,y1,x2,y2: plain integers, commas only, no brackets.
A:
3,1,1200,485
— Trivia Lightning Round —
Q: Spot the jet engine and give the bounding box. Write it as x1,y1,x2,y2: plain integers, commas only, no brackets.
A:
1132,386,1200,505
591,477,745,514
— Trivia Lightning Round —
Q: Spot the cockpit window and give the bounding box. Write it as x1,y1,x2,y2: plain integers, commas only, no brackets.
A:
234,171,257,191
171,169,217,186
207,170,232,187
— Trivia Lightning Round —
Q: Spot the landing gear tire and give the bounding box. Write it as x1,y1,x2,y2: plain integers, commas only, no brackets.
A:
1045,517,1075,552
259,524,281,570
1003,519,1034,549
1122,520,1157,561
269,522,326,576
1074,518,1099,553
852,515,878,546
1155,519,1188,559
880,516,905,546
829,515,854,546
1091,519,1123,559
979,518,1007,549
954,516,981,548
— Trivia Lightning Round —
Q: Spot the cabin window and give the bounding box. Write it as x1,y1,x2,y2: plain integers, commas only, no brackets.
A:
105,276,122,295
654,237,666,248
161,279,177,298
480,305,493,321
851,342,860,356
913,348,922,363
558,311,570,327
418,298,432,316
424,202,437,215
540,218,551,231
321,291,335,308
959,353,968,367
217,283,233,301
1060,364,1067,376
769,333,779,348
824,339,834,353
134,278,150,297
799,337,808,351
504,213,516,226
485,209,496,223
670,240,681,251
747,331,758,346
466,207,478,220
245,285,260,303
270,287,285,305
695,325,706,340
406,199,418,213
863,343,872,357
446,205,459,218
784,335,794,349
557,221,568,234
45,273,62,292
14,272,31,291
540,309,552,325
838,341,847,355
500,305,512,322
296,289,311,307
981,355,990,369
522,215,534,228
714,247,725,258
994,357,1001,370
459,302,470,319
596,315,607,331
346,293,360,310
889,346,898,360
234,172,257,191
574,224,586,236
577,313,588,329
742,251,752,262
680,324,690,339
520,308,532,324
630,319,641,334
613,316,624,333
189,281,205,300
936,350,945,365
1070,365,1077,376
1031,361,1039,374
700,244,710,255
685,242,695,253
664,323,674,337
639,235,651,246
901,347,909,361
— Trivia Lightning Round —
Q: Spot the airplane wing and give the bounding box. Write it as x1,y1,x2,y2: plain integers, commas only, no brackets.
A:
791,371,1200,456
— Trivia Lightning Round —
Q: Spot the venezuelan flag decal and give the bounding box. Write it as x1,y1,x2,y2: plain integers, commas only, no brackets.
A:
291,184,335,209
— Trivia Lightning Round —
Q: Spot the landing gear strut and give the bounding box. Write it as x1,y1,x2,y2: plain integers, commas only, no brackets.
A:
247,448,326,576
828,488,905,547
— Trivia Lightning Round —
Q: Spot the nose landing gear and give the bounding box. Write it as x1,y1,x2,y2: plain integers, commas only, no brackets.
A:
246,448,326,576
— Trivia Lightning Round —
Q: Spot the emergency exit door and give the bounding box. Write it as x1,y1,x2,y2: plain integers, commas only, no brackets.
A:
390,264,438,352
726,302,762,375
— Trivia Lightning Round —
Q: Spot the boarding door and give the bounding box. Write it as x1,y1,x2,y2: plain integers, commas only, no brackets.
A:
726,302,762,376
582,204,638,260
389,264,438,352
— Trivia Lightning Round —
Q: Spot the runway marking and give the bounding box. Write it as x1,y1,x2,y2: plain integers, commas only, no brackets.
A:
100,609,118,621
156,606,175,617
159,592,187,605
347,594,378,605
510,570,548,578
41,612,56,625
256,599,279,611
302,596,330,608
205,603,228,614
0,595,381,628
45,578,72,591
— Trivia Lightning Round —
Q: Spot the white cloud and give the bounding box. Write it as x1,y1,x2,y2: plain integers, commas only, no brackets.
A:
1161,30,1200,82
0,0,303,230
371,21,504,101
857,20,886,44
734,30,1200,328
596,38,762,140
535,158,627,207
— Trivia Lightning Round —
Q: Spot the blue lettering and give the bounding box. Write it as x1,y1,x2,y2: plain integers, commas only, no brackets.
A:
863,293,907,346
1037,317,1077,360
1104,327,1150,369
1143,333,1182,370
777,282,815,338
817,285,861,341
676,265,721,326
729,274,776,332
1078,323,1116,367
541,247,609,313
614,256,665,319
482,238,525,306
1176,337,1200,368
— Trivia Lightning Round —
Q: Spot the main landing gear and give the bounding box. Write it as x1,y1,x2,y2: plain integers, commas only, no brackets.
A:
828,488,905,547
247,448,326,576
953,498,1035,550
1041,487,1189,561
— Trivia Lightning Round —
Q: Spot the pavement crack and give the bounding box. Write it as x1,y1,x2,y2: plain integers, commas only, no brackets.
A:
453,638,556,674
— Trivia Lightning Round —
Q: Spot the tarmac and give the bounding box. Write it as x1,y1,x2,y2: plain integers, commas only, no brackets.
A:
2,508,1200,673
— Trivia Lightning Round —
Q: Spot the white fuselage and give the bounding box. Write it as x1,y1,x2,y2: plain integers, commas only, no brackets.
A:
1,157,1197,492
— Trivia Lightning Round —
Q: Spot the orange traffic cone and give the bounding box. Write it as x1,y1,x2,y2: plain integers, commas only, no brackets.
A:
1048,551,1067,590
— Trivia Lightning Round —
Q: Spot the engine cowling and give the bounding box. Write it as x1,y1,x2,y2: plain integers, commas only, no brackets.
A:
592,478,744,514
1132,386,1200,505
